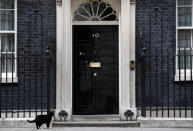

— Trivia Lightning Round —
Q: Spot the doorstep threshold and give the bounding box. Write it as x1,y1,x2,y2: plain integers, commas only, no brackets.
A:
72,115,120,121
52,120,140,127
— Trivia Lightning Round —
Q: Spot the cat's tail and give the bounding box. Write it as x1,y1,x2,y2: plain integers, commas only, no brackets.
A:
27,119,35,123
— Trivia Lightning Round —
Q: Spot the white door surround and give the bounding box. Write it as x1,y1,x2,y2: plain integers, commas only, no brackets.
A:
56,0,136,120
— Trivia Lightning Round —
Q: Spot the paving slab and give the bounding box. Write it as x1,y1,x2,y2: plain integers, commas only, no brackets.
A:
0,128,193,131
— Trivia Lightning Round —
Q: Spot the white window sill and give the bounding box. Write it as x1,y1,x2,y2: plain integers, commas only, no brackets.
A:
175,74,193,81
0,77,18,83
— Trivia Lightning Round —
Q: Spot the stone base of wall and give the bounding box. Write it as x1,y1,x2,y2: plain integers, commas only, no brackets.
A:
138,117,193,128
0,117,193,128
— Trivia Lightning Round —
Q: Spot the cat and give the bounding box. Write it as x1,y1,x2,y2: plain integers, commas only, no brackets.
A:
58,110,68,121
27,112,54,129
124,110,134,121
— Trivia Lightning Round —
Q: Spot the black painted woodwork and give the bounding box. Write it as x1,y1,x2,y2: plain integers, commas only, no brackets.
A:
73,25,119,115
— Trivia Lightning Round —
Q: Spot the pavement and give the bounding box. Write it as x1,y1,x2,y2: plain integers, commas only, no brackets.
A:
0,128,192,131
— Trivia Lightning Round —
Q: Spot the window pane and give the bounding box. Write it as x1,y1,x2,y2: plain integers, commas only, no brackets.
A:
78,7,90,18
1,53,15,73
178,7,192,27
92,1,99,16
0,34,15,52
178,0,192,6
0,10,14,31
178,30,191,48
178,50,191,69
74,14,89,21
102,14,117,21
0,0,14,9
84,2,93,16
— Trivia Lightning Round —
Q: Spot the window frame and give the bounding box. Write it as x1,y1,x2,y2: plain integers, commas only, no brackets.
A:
72,0,119,25
0,0,17,83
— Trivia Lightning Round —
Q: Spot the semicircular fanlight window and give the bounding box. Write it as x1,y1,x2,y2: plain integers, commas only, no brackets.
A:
74,0,118,21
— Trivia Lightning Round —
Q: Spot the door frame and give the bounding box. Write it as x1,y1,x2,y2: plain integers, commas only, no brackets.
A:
56,0,136,120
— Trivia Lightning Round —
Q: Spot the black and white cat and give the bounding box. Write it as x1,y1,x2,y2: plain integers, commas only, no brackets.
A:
27,112,54,129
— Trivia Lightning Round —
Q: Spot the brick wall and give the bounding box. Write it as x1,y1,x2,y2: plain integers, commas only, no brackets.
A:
136,0,193,110
136,0,178,107
0,0,56,112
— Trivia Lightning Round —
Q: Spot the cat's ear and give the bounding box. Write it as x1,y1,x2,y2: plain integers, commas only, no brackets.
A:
52,111,55,117
51,111,55,113
49,110,55,115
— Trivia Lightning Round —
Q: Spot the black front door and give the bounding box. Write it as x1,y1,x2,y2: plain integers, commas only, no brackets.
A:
73,25,119,115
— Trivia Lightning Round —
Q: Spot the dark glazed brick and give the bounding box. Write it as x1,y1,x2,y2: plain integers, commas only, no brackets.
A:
136,0,177,107
0,0,56,111
136,0,193,109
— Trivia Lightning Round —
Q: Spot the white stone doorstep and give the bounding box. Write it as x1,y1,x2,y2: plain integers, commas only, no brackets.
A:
137,117,193,128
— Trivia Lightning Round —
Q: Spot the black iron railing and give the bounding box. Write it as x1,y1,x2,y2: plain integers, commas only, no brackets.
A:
138,47,193,118
0,51,55,118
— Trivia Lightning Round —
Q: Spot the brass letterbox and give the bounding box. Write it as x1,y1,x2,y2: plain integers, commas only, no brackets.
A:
90,62,101,68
